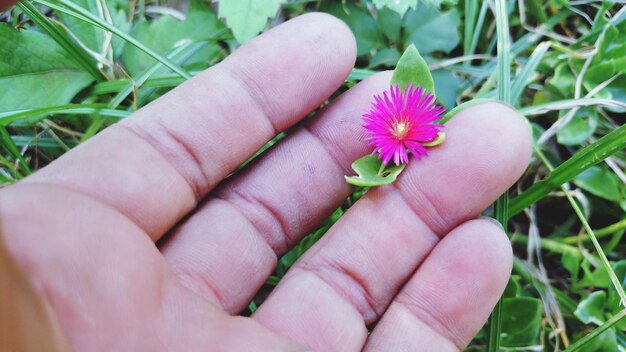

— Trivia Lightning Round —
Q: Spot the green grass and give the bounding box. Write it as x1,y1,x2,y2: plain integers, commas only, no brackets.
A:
1,0,625,351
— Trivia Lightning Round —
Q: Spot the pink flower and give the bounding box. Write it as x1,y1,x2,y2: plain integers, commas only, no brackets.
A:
363,84,444,166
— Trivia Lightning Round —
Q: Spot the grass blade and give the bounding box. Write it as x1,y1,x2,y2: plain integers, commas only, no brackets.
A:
486,0,512,350
0,126,31,176
509,123,626,217
34,0,192,80
563,309,626,352
533,146,626,306
0,104,129,126
510,41,550,106
463,0,479,56
18,0,103,80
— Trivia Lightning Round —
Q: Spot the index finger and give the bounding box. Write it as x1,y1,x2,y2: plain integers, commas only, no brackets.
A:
23,13,357,240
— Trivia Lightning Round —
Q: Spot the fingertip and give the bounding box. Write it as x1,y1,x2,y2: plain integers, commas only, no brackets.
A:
458,101,533,177
465,218,514,276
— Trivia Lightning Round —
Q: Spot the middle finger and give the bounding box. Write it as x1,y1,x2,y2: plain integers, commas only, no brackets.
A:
160,73,391,313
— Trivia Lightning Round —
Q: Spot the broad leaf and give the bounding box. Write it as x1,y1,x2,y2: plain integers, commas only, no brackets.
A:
391,44,435,94
372,0,417,17
214,0,285,43
55,0,130,58
320,2,384,57
574,166,622,202
376,8,402,43
575,291,607,325
432,69,461,109
0,25,93,113
122,10,224,76
369,48,401,68
574,328,617,352
345,155,406,187
403,3,460,55
501,297,543,346
557,107,599,146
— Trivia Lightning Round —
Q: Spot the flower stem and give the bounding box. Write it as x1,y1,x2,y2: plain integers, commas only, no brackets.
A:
377,162,386,176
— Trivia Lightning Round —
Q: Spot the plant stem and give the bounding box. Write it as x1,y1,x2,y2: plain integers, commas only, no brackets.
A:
534,146,626,306
563,309,626,352
377,162,386,176
486,0,511,350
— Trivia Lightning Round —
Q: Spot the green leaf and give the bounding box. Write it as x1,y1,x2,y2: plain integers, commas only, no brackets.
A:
345,155,406,187
376,8,402,43
431,69,461,109
122,10,224,76
320,2,384,56
502,276,521,298
575,291,607,325
391,44,435,94
501,297,543,346
509,123,626,216
607,261,626,327
55,0,104,53
557,107,599,146
573,328,618,352
56,0,131,59
0,24,93,113
369,48,401,68
574,166,622,202
214,0,285,43
579,258,612,289
403,3,460,55
562,250,581,281
372,0,417,17
548,62,575,97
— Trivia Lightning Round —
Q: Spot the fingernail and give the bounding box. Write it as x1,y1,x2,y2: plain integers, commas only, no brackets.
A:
480,216,505,231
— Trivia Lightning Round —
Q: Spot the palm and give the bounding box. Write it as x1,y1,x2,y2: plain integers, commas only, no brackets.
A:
1,13,531,351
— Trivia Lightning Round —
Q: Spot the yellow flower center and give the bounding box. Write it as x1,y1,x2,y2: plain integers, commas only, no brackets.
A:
391,121,409,139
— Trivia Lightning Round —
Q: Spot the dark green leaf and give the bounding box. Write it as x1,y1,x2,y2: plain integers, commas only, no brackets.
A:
376,8,402,43
562,250,581,281
320,2,383,56
547,62,575,97
501,297,543,346
574,166,622,202
369,48,401,68
122,10,224,76
403,4,460,55
0,24,93,113
575,291,607,325
431,69,461,109
557,108,599,146
574,328,618,352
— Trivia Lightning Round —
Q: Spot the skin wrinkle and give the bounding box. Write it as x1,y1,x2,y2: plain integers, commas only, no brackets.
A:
286,188,441,325
395,296,466,350
392,181,449,238
121,122,207,202
217,64,281,135
294,258,383,322
301,125,354,175
217,187,290,254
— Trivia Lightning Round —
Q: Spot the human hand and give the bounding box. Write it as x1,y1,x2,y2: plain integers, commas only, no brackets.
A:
0,13,531,351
